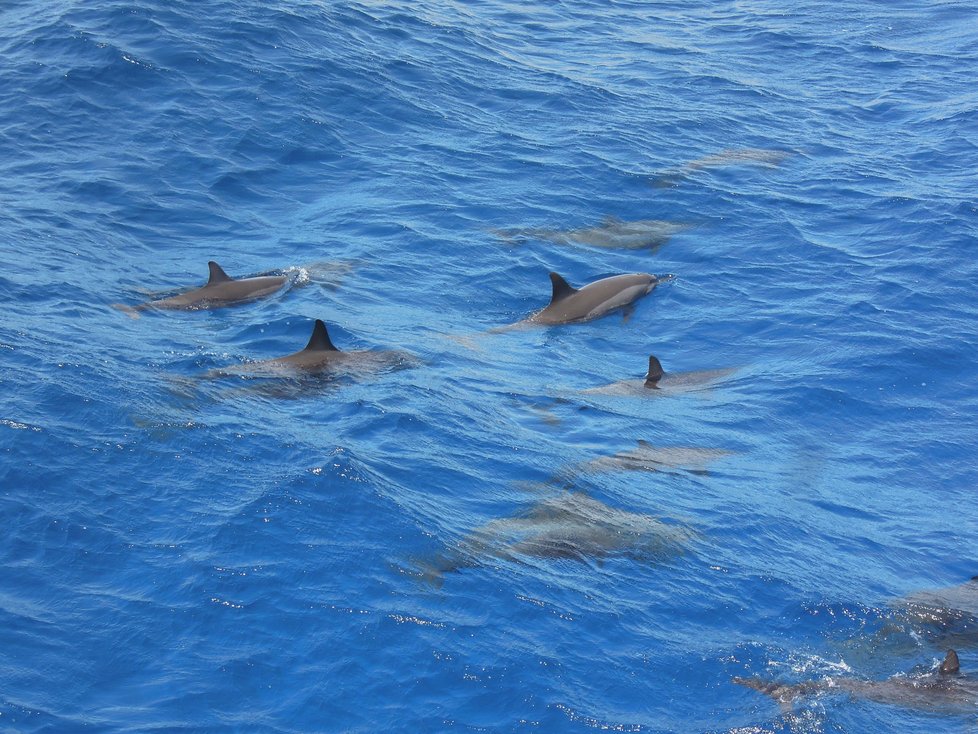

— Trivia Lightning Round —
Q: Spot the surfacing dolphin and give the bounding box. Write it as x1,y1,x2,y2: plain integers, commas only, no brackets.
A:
114,261,289,317
735,650,978,715
583,355,737,397
575,440,735,476
653,147,792,187
215,319,416,379
417,492,694,585
494,217,691,251
511,271,673,328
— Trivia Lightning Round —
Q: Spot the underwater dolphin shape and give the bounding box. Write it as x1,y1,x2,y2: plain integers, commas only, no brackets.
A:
734,650,978,714
418,492,694,585
583,355,737,396
900,577,978,624
890,576,978,647
576,440,735,476
526,271,673,326
114,261,288,316
653,147,791,187
217,319,414,378
494,217,691,251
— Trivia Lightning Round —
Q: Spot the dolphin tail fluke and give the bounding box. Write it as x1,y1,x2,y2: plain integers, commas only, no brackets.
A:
650,173,682,189
485,322,530,336
733,676,822,711
443,331,489,353
111,303,142,319
421,567,446,590
732,676,780,696
489,227,526,246
512,478,568,495
411,554,460,590
393,557,445,590
409,560,445,589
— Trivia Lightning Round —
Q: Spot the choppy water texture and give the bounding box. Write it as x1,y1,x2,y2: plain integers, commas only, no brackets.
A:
1,1,977,732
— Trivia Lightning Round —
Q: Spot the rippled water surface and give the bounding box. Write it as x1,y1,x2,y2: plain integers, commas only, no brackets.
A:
2,1,977,732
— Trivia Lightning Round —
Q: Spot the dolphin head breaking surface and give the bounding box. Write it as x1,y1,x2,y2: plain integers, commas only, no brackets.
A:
527,271,672,325
734,650,978,714
114,261,289,316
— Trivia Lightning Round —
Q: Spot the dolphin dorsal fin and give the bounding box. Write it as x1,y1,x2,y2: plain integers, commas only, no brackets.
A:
940,649,960,675
637,439,653,449
304,319,339,352
548,272,577,305
207,261,233,285
645,355,664,387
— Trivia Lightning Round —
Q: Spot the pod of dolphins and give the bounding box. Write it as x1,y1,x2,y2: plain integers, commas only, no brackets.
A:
114,148,975,719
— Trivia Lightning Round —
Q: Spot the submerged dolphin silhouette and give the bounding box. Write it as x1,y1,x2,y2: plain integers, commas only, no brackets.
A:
114,261,288,316
653,147,791,187
735,650,978,714
576,440,735,476
217,319,414,378
418,492,694,585
901,577,978,624
583,355,737,396
494,217,690,251
889,577,978,647
525,271,673,326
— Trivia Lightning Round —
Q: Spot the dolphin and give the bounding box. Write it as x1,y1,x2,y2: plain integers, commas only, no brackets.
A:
575,440,735,476
216,319,415,379
114,261,289,316
734,650,978,715
900,578,978,625
653,147,791,187
583,355,737,396
417,491,694,585
525,271,673,326
887,577,978,648
494,217,691,251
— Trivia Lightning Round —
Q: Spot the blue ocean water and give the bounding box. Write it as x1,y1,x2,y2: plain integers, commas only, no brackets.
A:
2,0,977,731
